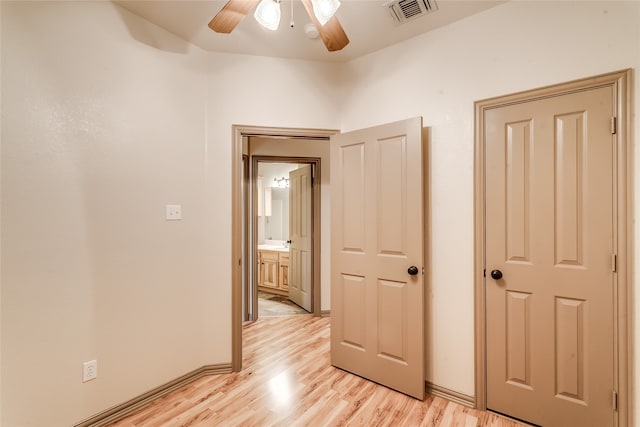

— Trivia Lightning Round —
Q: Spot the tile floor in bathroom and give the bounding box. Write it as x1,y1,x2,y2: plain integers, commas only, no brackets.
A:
258,291,309,317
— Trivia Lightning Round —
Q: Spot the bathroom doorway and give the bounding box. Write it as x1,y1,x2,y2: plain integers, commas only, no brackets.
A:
241,133,329,322
254,159,315,317
232,127,335,370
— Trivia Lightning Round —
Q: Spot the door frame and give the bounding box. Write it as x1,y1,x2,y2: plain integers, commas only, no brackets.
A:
473,69,632,425
231,125,338,371
251,156,320,319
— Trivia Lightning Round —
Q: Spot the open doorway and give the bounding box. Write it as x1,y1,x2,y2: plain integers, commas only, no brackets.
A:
232,126,336,371
253,159,316,318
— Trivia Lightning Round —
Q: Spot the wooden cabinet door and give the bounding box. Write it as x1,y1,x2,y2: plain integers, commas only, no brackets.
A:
279,253,289,290
259,251,279,289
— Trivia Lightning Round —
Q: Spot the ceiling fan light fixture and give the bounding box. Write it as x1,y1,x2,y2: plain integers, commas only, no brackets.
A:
311,0,341,25
254,0,281,31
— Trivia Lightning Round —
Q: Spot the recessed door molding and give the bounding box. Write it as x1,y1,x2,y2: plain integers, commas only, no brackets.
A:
473,70,632,426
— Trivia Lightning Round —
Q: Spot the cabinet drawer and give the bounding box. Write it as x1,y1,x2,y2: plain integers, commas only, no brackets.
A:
278,252,289,263
259,250,279,262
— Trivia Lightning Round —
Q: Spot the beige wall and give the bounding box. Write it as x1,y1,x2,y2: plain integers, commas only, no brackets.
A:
1,0,639,426
339,0,640,406
0,2,341,425
2,3,210,424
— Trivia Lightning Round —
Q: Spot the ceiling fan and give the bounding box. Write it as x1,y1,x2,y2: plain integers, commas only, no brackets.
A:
208,0,350,52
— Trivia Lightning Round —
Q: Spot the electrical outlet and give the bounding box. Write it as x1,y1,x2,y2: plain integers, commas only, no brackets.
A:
83,360,97,382
166,204,182,220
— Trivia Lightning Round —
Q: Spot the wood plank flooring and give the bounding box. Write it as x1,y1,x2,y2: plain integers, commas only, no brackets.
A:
109,315,529,427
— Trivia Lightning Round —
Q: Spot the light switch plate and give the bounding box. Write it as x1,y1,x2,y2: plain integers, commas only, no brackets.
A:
83,360,97,382
166,204,182,220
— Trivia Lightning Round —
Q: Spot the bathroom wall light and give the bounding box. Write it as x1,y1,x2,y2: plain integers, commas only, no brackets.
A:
255,0,281,31
273,177,289,188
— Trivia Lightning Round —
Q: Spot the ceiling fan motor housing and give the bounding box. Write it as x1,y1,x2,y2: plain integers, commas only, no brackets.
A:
304,22,320,39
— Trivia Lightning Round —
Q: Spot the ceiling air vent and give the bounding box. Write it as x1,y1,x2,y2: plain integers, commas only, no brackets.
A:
387,0,438,24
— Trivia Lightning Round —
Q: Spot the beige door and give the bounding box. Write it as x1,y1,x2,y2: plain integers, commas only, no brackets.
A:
485,87,615,426
288,165,313,312
331,117,424,399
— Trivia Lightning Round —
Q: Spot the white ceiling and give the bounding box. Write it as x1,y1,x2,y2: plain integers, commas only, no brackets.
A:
116,0,504,62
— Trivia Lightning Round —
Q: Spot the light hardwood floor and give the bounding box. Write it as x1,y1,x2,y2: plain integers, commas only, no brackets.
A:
109,315,529,426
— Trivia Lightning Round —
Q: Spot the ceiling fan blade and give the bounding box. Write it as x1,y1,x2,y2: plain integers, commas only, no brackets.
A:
209,0,260,33
301,0,350,52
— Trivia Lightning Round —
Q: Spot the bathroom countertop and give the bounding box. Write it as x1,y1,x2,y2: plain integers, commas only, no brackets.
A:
257,244,289,253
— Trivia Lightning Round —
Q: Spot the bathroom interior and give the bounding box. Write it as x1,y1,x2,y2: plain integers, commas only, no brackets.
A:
256,161,309,316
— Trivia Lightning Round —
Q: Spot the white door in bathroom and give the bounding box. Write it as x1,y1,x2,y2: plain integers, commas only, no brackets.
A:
288,164,313,312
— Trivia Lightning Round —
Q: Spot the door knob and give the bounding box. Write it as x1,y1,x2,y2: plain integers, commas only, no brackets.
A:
490,269,503,280
407,266,419,276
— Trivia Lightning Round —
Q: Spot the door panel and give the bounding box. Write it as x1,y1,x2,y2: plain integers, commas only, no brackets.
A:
377,279,409,362
340,144,366,252
341,274,366,348
288,165,313,312
485,86,614,426
378,136,407,254
505,290,532,388
555,297,585,402
331,117,424,399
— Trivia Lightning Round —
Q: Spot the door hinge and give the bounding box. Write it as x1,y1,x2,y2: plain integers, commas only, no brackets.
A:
483,268,486,278
612,254,617,272
612,390,618,411
611,117,617,134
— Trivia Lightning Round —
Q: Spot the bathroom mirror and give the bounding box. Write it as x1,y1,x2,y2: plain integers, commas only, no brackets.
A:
264,187,289,241
258,163,302,244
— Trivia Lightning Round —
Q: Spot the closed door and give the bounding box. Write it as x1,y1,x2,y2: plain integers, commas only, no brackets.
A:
288,165,313,312
485,86,615,426
331,117,424,399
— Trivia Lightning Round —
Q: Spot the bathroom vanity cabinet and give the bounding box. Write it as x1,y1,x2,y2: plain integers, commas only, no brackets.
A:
258,249,289,295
